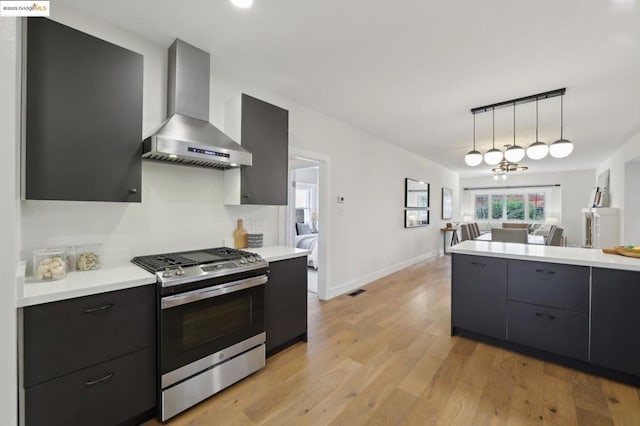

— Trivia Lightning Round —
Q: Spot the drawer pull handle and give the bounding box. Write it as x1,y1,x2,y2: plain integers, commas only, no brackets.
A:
535,312,556,320
84,372,115,387
470,262,486,267
83,304,113,314
535,269,556,276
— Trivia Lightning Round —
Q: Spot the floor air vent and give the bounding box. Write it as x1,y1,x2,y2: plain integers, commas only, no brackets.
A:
349,289,366,297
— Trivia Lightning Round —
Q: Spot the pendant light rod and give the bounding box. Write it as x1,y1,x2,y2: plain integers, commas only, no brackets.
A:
532,98,536,140
473,113,476,150
560,94,564,139
513,101,516,144
470,87,566,115
492,107,495,148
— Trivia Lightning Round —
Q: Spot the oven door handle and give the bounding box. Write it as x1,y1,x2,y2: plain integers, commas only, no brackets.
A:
161,275,268,310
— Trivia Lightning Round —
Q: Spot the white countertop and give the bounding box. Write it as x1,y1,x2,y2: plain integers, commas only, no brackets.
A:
17,263,156,308
248,246,310,262
16,246,310,307
449,240,640,272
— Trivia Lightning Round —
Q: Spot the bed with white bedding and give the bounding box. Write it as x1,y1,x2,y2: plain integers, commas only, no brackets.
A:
295,234,318,269
294,222,319,269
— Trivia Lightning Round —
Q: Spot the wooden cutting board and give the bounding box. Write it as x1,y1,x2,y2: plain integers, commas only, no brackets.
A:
233,219,248,249
602,246,640,258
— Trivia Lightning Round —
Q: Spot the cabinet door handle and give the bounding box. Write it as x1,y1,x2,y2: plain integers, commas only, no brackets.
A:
83,303,113,314
535,312,556,320
129,188,138,194
84,372,115,387
242,194,250,198
470,262,486,267
535,269,555,276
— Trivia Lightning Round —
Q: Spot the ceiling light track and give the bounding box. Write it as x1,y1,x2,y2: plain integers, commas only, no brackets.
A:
470,88,566,115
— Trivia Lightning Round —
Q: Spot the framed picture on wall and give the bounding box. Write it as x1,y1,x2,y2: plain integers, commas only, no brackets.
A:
404,209,429,228
442,188,453,220
405,178,430,208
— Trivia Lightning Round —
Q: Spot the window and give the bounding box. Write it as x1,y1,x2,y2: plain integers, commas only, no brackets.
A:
473,191,545,222
475,195,489,220
491,195,505,220
528,193,545,220
507,194,525,220
295,187,312,223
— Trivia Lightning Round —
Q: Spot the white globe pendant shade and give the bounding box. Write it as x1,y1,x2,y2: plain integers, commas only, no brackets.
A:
504,145,525,162
484,148,503,165
549,139,574,158
526,141,549,160
464,150,483,167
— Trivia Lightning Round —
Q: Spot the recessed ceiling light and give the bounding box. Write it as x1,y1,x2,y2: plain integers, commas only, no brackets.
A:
231,0,253,8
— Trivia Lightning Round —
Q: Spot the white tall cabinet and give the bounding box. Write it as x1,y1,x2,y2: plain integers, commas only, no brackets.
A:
581,208,619,248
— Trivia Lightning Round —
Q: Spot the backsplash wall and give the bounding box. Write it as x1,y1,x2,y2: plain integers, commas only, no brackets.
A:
21,161,281,269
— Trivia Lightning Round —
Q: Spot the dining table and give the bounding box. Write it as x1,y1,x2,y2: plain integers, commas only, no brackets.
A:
474,232,545,245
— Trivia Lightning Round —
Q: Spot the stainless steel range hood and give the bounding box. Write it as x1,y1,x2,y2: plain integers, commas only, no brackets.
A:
142,39,251,169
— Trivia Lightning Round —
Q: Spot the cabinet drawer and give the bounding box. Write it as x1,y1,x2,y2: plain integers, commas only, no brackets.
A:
24,285,155,387
25,346,155,426
507,301,588,361
507,260,589,313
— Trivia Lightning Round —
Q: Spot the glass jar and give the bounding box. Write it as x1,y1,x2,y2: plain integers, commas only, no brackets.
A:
73,244,103,271
33,248,68,281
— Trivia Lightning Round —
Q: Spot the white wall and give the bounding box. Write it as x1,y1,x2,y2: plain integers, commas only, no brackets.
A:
459,169,595,246
211,72,459,298
0,17,20,426
596,129,640,245
624,161,640,245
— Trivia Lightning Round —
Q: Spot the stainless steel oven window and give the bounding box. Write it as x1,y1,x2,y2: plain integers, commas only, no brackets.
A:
182,297,251,350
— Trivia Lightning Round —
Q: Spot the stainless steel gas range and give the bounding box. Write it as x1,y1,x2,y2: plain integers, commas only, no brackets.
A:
132,247,268,421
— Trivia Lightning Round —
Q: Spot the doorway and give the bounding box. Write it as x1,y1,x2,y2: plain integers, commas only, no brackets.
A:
286,148,329,300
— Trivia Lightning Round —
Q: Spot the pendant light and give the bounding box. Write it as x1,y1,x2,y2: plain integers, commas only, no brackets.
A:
549,94,574,158
504,102,525,162
464,114,482,167
526,98,549,160
484,108,503,166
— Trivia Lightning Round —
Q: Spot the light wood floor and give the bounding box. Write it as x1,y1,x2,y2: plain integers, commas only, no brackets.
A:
145,256,640,425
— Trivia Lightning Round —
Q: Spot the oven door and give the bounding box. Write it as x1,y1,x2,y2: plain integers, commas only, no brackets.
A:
160,274,266,388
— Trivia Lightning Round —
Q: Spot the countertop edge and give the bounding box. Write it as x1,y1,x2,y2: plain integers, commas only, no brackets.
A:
449,242,640,272
247,246,310,262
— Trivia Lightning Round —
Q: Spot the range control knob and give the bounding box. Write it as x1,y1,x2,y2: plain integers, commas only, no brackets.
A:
175,267,185,276
248,257,256,263
239,257,248,264
162,268,174,278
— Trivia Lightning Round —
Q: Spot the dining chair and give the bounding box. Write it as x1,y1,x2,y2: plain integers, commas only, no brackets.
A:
471,223,481,239
491,228,528,244
546,226,564,246
502,223,528,229
460,224,472,241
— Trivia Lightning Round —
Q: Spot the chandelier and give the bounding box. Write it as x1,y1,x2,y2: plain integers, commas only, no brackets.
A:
465,88,573,171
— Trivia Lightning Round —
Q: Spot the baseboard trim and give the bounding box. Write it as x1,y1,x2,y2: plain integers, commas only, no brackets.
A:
326,250,440,299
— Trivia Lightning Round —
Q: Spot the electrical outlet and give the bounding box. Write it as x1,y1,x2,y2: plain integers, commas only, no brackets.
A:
337,196,345,203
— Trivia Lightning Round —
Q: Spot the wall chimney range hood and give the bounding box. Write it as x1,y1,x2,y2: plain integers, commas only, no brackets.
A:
142,39,251,169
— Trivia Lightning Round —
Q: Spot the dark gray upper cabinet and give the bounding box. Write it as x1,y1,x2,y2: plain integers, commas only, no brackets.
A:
25,18,143,202
591,268,640,376
225,94,288,205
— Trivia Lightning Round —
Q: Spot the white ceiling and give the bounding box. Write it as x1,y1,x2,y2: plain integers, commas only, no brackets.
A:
60,0,640,176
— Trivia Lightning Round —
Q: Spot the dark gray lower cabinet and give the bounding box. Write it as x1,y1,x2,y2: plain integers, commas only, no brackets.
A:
451,254,507,339
23,285,156,425
507,301,588,361
591,268,640,376
25,347,155,426
266,256,308,355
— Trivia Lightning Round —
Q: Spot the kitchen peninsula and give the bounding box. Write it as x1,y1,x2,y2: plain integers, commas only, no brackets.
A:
449,240,640,386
